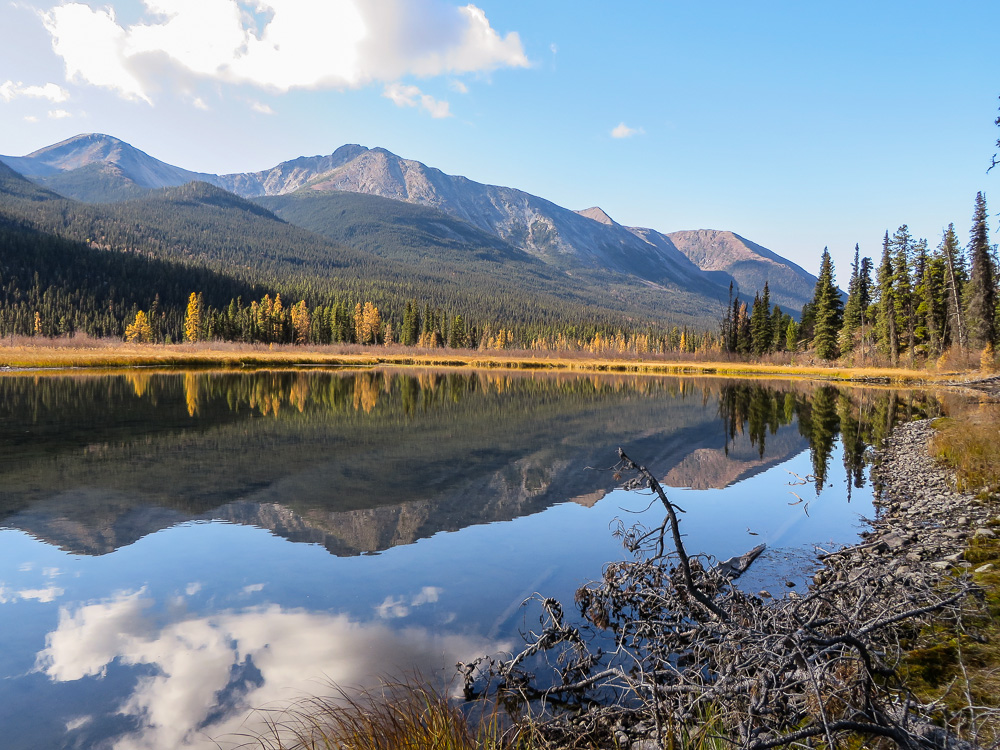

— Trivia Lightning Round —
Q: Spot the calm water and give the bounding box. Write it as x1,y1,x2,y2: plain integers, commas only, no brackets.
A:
0,369,940,749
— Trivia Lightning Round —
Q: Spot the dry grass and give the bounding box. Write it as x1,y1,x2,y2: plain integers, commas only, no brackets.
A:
931,401,1000,495
0,335,979,385
232,680,532,750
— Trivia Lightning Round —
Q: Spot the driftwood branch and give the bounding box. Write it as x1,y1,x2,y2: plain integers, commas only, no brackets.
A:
467,449,986,750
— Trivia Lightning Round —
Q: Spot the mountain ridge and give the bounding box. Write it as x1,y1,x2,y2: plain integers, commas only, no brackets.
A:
1,133,818,319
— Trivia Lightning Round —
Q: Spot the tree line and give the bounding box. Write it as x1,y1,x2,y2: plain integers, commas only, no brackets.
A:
721,191,998,365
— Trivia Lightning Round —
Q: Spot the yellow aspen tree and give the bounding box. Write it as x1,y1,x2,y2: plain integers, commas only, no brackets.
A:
290,300,310,344
184,293,202,342
361,302,381,345
33,311,42,336
272,294,284,342
125,310,154,343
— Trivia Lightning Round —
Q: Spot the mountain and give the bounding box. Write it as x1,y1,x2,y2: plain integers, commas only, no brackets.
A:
1,133,817,322
1,133,213,198
665,229,817,314
220,145,723,301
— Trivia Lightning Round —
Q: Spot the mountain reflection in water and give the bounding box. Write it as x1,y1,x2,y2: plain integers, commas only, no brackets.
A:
0,369,943,750
0,370,937,557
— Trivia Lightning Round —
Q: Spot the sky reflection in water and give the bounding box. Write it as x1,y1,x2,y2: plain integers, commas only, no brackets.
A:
0,370,940,749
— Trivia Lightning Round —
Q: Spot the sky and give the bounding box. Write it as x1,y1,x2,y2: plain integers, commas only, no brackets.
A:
0,0,998,276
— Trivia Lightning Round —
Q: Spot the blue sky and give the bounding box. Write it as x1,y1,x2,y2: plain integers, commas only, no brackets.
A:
1,0,997,277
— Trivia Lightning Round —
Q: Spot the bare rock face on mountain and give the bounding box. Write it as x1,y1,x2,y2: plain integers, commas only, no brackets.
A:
228,146,719,296
666,229,817,314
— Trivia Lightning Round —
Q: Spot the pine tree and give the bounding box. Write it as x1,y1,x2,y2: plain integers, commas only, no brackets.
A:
810,248,843,360
965,191,996,349
749,290,769,356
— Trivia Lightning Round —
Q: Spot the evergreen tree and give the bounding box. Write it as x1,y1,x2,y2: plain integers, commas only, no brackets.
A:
875,232,898,362
749,288,771,356
890,225,915,361
449,314,467,348
965,191,997,349
839,244,863,353
810,248,843,360
940,223,967,350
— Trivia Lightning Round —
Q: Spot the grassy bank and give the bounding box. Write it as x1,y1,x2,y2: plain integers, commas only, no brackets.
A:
0,335,986,384
901,395,1000,741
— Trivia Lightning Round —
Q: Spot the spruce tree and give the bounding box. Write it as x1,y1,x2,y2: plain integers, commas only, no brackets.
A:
839,244,863,353
965,191,996,349
749,287,771,356
875,232,898,362
890,225,915,361
810,248,843,360
940,223,967,350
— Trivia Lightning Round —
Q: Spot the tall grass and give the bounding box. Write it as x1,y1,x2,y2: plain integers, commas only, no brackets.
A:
0,335,975,384
234,680,531,750
931,401,1000,495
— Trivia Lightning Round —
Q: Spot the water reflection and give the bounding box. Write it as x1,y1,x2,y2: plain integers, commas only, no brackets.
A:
36,587,502,750
0,370,947,750
0,370,941,557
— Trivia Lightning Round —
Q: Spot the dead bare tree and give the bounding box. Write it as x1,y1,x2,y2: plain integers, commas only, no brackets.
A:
464,448,985,750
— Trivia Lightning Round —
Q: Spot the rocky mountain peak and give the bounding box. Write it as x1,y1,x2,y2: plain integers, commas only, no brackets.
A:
575,206,618,226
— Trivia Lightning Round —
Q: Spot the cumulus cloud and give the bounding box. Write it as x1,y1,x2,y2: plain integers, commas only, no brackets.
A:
39,0,528,104
48,109,72,119
249,100,275,115
383,82,451,118
35,590,505,749
611,121,644,139
0,80,70,103
449,79,468,94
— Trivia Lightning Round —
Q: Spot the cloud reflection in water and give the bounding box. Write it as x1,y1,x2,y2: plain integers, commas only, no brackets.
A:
35,588,506,750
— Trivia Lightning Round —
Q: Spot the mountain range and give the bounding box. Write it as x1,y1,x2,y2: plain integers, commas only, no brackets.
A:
1,133,819,325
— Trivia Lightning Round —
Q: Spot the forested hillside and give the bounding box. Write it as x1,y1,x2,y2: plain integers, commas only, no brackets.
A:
0,162,720,348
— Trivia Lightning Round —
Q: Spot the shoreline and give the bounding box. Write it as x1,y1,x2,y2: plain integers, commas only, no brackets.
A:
0,339,993,386
819,418,992,585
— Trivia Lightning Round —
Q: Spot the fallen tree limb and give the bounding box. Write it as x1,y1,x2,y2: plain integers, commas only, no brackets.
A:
467,447,986,749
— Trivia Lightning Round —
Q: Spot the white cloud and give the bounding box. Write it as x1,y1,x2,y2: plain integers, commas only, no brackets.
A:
242,583,265,593
449,79,468,94
48,109,72,119
18,585,66,602
611,121,644,139
38,0,528,104
383,82,451,118
192,97,208,110
184,582,202,596
24,115,39,123
35,590,506,749
0,80,70,103
249,100,274,115
375,586,444,619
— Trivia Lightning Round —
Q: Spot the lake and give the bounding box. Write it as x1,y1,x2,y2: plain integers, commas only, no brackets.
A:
0,368,941,749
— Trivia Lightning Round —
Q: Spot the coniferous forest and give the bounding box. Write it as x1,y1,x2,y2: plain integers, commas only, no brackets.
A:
1,150,997,364
721,190,999,367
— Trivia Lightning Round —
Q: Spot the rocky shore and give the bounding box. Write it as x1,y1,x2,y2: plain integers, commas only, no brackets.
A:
817,418,994,587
